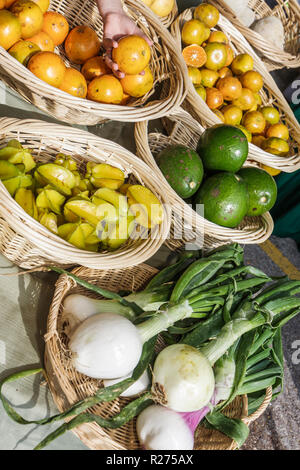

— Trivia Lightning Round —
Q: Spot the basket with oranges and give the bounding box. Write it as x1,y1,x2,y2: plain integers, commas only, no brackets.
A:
171,3,300,174
0,0,187,125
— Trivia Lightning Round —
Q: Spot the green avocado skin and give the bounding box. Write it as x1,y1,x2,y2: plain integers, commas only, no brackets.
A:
157,145,204,199
194,172,249,228
238,167,277,216
196,124,248,173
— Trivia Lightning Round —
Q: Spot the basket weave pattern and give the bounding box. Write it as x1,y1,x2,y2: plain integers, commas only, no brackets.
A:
171,9,300,173
0,0,188,125
210,0,300,70
44,265,272,450
135,110,274,250
0,117,171,269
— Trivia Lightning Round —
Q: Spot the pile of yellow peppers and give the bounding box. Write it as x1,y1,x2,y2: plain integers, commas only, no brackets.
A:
0,139,164,251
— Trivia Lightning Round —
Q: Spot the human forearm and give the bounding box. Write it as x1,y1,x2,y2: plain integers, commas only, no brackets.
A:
96,0,124,19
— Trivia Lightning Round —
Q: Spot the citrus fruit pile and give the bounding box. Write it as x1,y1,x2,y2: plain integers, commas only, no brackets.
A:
0,0,154,104
157,123,277,228
180,3,290,175
0,138,163,251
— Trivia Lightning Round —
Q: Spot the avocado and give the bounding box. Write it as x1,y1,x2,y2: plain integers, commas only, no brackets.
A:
194,172,249,228
238,167,277,216
196,124,248,173
156,145,204,199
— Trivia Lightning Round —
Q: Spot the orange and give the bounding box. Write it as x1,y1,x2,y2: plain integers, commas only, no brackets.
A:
221,104,242,125
240,70,263,93
87,75,123,104
188,66,202,85
218,66,232,79
253,92,262,108
204,42,227,71
194,84,206,100
200,68,219,87
8,39,40,64
213,109,225,122
81,56,110,81
231,53,253,75
42,11,69,46
182,44,206,68
0,0,6,8
28,51,66,87
59,67,87,98
181,19,209,46
112,35,151,75
242,110,266,135
194,3,219,28
27,30,54,51
206,87,223,109
207,31,228,44
10,0,43,39
216,76,242,100
0,9,21,49
31,0,48,13
120,66,153,97
232,88,256,111
266,123,289,141
224,45,234,67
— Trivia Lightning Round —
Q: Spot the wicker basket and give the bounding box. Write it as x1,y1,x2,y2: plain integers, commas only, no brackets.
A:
0,0,188,126
134,109,274,250
44,265,273,450
0,117,171,270
171,9,300,173
210,0,300,71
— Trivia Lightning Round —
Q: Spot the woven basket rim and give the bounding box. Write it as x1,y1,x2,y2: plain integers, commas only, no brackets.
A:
0,0,189,124
44,264,272,450
171,8,300,173
135,109,274,245
210,0,300,68
0,116,172,269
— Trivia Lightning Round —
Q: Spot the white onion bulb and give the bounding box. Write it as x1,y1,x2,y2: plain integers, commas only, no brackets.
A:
152,344,215,412
103,370,150,397
69,313,143,379
137,405,194,450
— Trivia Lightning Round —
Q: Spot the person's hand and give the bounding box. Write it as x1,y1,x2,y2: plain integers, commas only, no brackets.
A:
102,11,153,78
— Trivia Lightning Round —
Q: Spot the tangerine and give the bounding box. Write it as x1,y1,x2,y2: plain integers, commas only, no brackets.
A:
42,11,69,46
31,0,48,13
204,42,227,71
200,68,219,87
59,67,87,98
87,75,123,104
218,66,232,79
224,45,234,67
240,70,263,93
231,53,253,75
182,44,207,68
242,110,266,135
194,3,219,28
266,123,289,141
112,35,151,75
181,19,208,45
216,76,242,100
188,66,202,85
221,104,243,125
206,87,223,109
232,87,255,111
207,31,228,44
